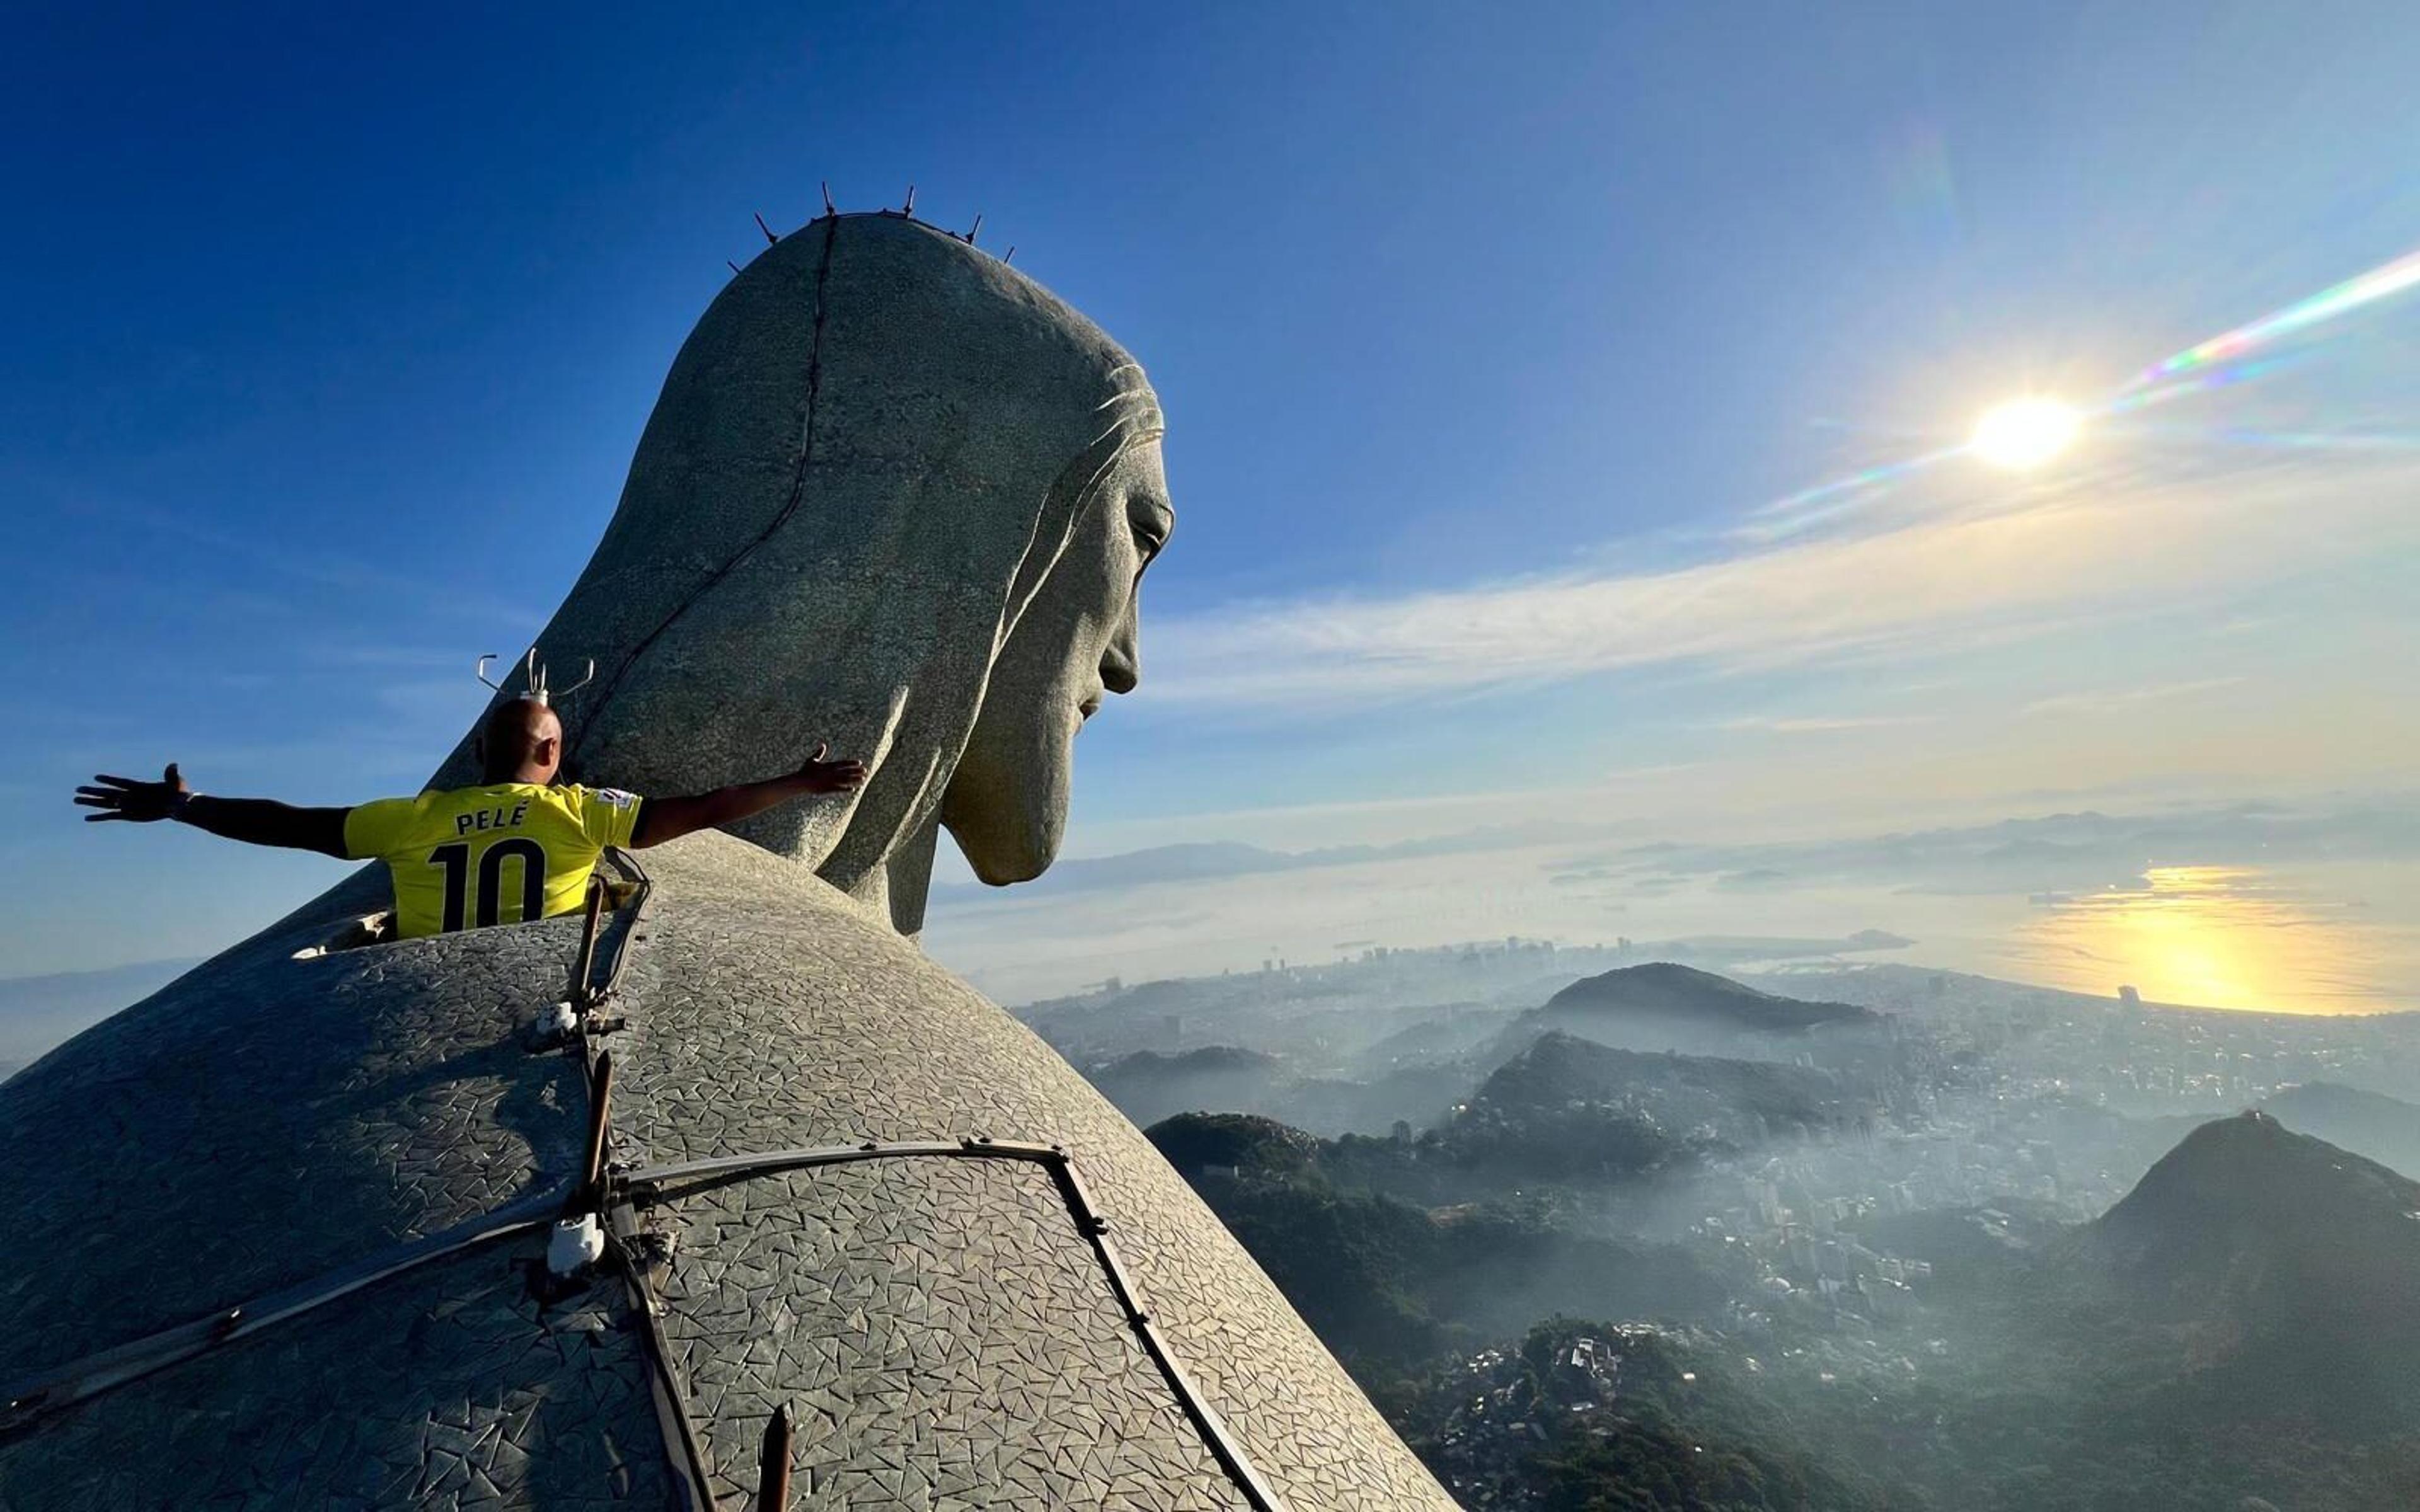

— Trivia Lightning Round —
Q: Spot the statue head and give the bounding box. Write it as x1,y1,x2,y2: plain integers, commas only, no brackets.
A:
444,213,1170,932
942,427,1173,888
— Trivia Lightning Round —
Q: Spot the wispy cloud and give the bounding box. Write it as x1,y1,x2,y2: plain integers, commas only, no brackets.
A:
2022,677,2244,717
70,496,536,629
1717,714,1938,734
926,793,2420,1005
1146,457,2419,711
1586,796,2420,896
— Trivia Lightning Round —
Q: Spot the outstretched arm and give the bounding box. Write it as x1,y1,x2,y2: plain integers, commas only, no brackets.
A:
629,744,868,849
76,764,350,859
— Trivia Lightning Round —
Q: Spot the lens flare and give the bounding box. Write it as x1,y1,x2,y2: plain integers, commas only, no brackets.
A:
1758,241,2420,521
1969,398,2081,471
2123,245,2420,393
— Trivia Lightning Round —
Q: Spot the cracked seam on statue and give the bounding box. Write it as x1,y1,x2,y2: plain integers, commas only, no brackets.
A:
568,212,842,764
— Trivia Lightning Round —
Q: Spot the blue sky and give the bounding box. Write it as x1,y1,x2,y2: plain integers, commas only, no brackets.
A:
5,1,2417,993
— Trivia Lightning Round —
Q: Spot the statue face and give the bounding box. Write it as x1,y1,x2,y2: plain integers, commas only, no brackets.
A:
943,440,1174,884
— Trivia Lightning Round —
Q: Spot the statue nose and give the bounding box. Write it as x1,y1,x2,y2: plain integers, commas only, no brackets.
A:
1100,610,1141,695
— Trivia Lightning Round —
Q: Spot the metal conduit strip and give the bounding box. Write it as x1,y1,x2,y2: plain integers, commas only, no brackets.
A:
0,859,654,1442
0,1186,569,1439
580,846,653,1010
0,847,1294,1512
622,1140,1293,1512
607,1201,720,1511
577,851,730,1509
571,850,1293,1509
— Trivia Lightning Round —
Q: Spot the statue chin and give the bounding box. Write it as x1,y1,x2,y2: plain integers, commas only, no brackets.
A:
941,722,1074,885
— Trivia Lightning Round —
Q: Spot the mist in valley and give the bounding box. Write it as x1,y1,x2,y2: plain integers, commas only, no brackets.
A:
1019,939,2420,1510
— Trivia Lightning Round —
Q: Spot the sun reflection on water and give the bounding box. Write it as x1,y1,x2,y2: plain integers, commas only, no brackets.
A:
1997,865,2394,1015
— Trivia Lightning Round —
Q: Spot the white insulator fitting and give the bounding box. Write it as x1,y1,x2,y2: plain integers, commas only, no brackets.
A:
547,1213,604,1277
537,1001,579,1040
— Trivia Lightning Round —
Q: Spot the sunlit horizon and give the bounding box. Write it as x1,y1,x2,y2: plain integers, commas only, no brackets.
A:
1993,865,2407,1016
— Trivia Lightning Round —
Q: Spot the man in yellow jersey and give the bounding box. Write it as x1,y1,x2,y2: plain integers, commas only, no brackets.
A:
73,697,867,939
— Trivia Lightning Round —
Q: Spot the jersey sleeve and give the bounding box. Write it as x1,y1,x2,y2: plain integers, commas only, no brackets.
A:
569,786,644,850
341,798,416,861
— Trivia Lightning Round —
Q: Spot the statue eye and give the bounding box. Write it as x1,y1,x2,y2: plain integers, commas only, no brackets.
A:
1128,497,1175,559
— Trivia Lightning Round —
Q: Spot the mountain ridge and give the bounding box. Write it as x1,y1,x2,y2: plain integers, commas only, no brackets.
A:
2061,1111,2420,1362
1538,962,1879,1034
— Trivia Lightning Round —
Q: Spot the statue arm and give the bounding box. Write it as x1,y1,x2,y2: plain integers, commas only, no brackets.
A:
629,745,867,849
76,764,351,858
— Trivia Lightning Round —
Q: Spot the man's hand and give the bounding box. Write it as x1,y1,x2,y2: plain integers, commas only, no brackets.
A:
76,764,189,823
75,766,349,856
797,743,868,795
629,743,868,848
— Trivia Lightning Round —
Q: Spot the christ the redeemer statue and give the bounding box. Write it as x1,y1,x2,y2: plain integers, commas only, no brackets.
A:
0,210,1455,1511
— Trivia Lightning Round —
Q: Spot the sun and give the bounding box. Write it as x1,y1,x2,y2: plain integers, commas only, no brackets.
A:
1969,396,2082,471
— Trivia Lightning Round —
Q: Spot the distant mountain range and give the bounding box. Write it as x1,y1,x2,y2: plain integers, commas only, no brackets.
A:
1803,1112,2420,1509
2113,1081,2420,1205
1484,961,1886,1064
0,958,197,1075
1100,953,2420,1512
1083,1045,1471,1137
1088,1012,1889,1196
1088,1045,1286,1123
1468,1030,1865,1149
2065,1111,2420,1353
2256,1081,2420,1177
1061,962,1920,1180
932,830,1557,903
1145,1111,1727,1368
1540,962,1880,1032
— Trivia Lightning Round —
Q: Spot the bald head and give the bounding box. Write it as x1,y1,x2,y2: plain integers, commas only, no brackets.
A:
476,697,564,784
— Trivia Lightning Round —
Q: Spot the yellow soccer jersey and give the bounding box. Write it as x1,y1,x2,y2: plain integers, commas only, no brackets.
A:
342,783,644,939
